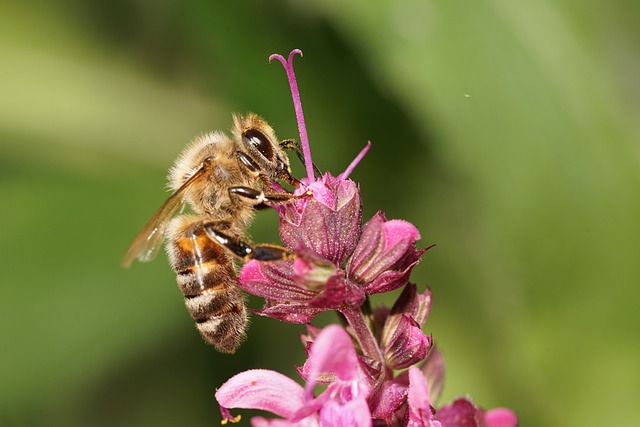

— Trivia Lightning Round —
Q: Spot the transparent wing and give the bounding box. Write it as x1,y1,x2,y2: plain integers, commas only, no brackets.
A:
122,164,209,267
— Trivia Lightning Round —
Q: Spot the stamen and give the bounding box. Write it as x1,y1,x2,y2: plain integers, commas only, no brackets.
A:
339,141,372,180
269,49,315,181
220,407,241,424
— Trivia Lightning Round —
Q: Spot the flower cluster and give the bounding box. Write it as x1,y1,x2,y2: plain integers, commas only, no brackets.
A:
218,326,516,427
215,50,518,427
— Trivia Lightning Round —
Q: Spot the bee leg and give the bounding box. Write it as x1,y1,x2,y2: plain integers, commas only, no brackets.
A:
228,186,295,206
280,139,322,178
203,224,292,262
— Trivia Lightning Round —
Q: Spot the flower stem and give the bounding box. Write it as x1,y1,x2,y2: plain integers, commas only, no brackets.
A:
340,306,384,366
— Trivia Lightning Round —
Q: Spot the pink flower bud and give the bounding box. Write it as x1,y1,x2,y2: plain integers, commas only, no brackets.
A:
348,212,424,294
391,284,433,328
381,314,432,369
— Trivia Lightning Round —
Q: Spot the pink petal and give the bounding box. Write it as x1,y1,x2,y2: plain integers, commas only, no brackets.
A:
251,416,315,427
420,346,445,404
239,259,269,282
363,257,421,294
390,284,432,328
348,212,385,276
297,362,336,385
293,252,338,292
379,220,419,251
255,303,323,324
369,379,408,422
215,369,304,420
309,274,366,309
484,408,518,427
318,397,372,427
305,325,361,390
278,175,362,266
434,398,479,427
407,366,441,427
383,219,421,250
308,178,336,207
348,212,422,288
408,366,430,417
240,260,316,301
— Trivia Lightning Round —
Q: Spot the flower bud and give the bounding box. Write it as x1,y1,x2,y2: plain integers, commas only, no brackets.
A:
348,212,424,294
381,314,432,370
391,283,432,328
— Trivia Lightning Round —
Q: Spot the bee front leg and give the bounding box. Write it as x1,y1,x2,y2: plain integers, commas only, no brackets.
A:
280,139,322,178
228,186,295,207
203,224,292,262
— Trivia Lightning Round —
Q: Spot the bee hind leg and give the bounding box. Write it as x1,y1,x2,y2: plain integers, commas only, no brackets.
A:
203,224,292,262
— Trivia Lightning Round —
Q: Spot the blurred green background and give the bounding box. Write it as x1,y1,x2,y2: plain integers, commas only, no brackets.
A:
1,0,639,426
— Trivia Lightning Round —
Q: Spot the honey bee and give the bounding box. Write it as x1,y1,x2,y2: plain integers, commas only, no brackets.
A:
123,113,299,353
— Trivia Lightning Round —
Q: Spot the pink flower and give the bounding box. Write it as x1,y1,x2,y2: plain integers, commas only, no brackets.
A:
215,369,306,425
214,49,518,427
389,363,518,427
239,210,424,323
367,335,440,424
347,213,425,294
434,398,518,427
240,49,424,324
277,173,363,266
215,325,373,426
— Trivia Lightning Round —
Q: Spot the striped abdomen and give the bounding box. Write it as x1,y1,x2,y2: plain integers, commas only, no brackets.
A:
165,219,247,353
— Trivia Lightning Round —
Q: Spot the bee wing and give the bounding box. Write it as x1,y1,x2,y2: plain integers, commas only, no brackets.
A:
122,164,209,267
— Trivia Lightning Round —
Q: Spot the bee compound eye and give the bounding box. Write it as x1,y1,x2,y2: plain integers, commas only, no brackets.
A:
243,129,275,161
